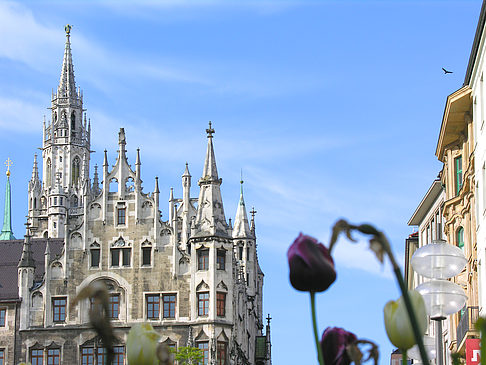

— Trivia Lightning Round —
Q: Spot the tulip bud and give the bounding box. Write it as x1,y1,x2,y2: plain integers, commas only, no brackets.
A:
287,233,336,292
127,323,161,365
384,290,427,350
320,327,357,365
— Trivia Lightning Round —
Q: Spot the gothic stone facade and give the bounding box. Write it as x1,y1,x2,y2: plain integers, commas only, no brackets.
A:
0,28,270,365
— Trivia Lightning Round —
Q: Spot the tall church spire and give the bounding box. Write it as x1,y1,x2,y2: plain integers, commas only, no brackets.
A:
232,177,251,238
58,24,76,98
193,122,228,238
0,158,15,240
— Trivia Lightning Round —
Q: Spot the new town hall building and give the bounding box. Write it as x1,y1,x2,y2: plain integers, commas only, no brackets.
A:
0,26,272,365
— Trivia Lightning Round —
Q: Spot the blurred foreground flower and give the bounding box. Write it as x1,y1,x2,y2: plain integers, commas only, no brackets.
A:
321,327,357,365
384,290,427,350
71,281,115,364
127,323,163,365
321,327,379,365
287,233,336,292
126,323,172,364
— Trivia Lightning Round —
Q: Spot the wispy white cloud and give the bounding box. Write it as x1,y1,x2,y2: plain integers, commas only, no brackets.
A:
0,97,44,134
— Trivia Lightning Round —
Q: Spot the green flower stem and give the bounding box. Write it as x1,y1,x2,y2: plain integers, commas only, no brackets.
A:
402,350,407,365
481,325,486,365
310,292,324,365
379,232,430,365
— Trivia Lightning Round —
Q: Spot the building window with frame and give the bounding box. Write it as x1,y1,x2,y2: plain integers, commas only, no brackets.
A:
90,243,100,268
52,297,66,322
197,342,209,365
113,346,125,365
0,349,4,365
109,294,120,319
117,207,126,225
31,349,44,365
216,292,226,317
122,248,131,267
198,292,209,316
0,308,5,326
146,294,160,320
97,347,107,365
47,348,61,365
239,246,243,260
216,250,225,270
111,248,120,267
217,342,227,365
163,294,176,319
142,243,152,266
81,347,94,365
457,227,465,251
455,156,463,195
198,249,209,270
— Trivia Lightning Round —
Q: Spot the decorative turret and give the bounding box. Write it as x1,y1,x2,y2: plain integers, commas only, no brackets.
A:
250,207,257,238
0,158,14,240
232,178,251,239
18,224,34,268
136,148,142,191
192,122,229,238
92,164,101,196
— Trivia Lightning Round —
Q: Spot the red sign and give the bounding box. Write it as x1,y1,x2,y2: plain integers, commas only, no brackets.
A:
466,338,481,365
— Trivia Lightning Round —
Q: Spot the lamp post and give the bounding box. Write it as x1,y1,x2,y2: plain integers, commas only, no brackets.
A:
408,336,436,364
412,239,467,365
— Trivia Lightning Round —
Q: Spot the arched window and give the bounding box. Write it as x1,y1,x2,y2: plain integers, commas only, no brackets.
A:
72,157,80,185
46,158,52,186
141,241,152,266
90,242,100,268
71,111,76,130
457,227,464,251
71,194,78,208
53,111,57,124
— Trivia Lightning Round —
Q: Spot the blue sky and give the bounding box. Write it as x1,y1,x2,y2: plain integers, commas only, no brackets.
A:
0,0,482,364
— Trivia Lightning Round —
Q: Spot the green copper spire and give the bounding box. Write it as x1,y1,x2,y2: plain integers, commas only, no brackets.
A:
0,158,15,240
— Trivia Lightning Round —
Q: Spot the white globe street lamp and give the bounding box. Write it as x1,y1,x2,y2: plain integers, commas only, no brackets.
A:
412,239,467,365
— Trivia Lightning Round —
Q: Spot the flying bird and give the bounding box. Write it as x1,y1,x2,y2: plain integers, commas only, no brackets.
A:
442,67,453,74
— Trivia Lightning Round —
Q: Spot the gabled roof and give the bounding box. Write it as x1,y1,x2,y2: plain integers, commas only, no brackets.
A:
0,238,63,301
435,86,472,161
408,179,443,226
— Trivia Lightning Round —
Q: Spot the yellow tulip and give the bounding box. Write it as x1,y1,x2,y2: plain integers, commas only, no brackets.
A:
384,290,427,350
127,323,161,365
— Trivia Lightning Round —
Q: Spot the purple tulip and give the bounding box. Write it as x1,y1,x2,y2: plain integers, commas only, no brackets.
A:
321,327,357,365
287,233,336,292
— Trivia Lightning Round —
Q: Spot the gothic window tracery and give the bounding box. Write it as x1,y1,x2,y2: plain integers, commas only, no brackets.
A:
46,158,52,186
71,157,80,185
71,111,76,130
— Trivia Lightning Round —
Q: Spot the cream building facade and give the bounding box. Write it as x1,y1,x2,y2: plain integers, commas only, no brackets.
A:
0,27,271,365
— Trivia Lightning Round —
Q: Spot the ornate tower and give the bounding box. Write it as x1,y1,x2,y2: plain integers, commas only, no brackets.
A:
29,25,91,238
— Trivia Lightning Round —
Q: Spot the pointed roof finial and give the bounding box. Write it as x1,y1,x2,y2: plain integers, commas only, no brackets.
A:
266,313,272,326
4,158,12,178
183,162,191,178
58,24,76,97
206,121,215,139
250,207,257,220
154,176,159,194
